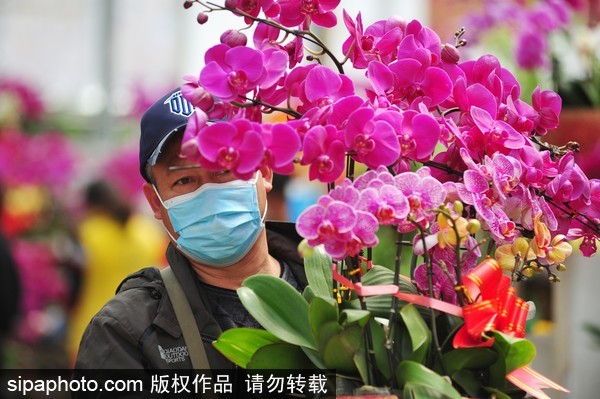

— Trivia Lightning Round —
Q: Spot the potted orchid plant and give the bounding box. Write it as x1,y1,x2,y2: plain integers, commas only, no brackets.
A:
176,0,599,397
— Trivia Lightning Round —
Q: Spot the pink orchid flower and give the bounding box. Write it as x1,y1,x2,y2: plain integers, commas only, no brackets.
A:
195,119,265,179
300,125,345,183
278,0,341,28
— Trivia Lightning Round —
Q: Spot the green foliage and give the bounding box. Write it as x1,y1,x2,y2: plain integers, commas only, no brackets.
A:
396,361,462,399
213,249,538,398
238,274,316,349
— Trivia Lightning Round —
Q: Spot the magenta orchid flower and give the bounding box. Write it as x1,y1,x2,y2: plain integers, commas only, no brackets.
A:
387,58,453,108
342,12,404,69
531,85,562,135
259,122,301,174
394,168,446,232
300,125,345,183
195,119,265,179
296,199,379,260
357,185,410,225
344,107,400,169
278,0,341,28
200,44,287,102
546,152,590,203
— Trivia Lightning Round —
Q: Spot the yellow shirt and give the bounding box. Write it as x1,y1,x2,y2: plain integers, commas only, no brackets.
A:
67,213,167,362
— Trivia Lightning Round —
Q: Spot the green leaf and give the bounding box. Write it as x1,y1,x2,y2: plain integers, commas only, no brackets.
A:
403,384,458,399
302,285,316,303
354,319,391,383
301,347,328,370
304,246,333,298
400,304,431,364
361,266,422,318
238,274,316,350
322,325,363,373
451,369,484,398
482,387,513,399
213,328,282,368
492,331,536,373
442,348,499,376
488,331,536,388
309,296,339,340
316,321,344,355
247,343,315,369
340,309,371,328
396,361,462,399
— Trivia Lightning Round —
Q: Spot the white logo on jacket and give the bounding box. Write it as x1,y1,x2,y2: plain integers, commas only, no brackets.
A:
158,344,189,364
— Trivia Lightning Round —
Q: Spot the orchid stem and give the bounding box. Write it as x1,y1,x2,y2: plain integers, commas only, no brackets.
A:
413,221,446,375
386,230,404,390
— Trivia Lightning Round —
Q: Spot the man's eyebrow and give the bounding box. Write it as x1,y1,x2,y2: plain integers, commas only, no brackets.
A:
167,164,202,171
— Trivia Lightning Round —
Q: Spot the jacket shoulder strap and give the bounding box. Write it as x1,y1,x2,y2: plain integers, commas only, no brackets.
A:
160,266,212,370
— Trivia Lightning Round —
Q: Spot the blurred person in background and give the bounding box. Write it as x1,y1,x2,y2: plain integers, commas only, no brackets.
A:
66,179,166,363
0,185,21,371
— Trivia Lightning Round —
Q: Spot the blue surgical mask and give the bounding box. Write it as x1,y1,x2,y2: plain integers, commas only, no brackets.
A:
154,174,267,267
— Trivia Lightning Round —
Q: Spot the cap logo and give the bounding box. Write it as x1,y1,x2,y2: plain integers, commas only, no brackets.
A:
164,90,194,117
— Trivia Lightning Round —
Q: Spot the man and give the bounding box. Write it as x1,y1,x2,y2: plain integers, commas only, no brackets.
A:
74,88,306,371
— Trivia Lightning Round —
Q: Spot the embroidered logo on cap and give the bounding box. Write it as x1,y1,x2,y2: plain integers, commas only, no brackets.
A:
164,90,194,117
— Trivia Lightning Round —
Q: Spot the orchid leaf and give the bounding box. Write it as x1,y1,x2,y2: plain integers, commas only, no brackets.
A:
396,361,462,399
238,274,316,350
488,331,536,388
304,246,333,298
316,321,344,355
301,347,328,370
400,304,431,364
442,348,498,375
354,318,391,382
360,265,421,318
302,285,316,303
322,325,363,372
340,309,371,328
247,343,315,369
492,331,536,373
309,296,339,339
450,369,484,398
213,328,282,368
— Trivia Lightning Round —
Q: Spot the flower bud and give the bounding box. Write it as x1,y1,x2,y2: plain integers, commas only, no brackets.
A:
556,264,567,272
441,43,460,64
197,12,209,24
452,200,463,214
183,0,194,9
522,267,534,278
224,0,238,8
466,219,481,234
220,29,247,48
297,239,315,258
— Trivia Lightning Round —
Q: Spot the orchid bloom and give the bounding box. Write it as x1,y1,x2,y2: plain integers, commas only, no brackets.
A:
495,237,536,271
531,213,573,264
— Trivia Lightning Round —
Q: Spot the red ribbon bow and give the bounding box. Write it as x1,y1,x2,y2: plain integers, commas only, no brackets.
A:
331,257,568,398
453,257,529,348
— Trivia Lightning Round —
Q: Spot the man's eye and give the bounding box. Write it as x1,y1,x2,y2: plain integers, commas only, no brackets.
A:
175,176,194,186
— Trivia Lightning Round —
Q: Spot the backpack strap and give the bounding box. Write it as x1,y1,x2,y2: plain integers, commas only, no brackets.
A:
160,267,212,371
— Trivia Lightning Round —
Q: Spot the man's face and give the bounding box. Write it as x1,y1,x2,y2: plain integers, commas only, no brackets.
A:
142,133,272,239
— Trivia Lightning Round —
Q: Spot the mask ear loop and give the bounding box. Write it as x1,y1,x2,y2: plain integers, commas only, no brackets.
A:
152,184,180,244
152,184,169,209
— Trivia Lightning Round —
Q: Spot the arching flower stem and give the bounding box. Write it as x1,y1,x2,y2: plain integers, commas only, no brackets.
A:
205,1,346,73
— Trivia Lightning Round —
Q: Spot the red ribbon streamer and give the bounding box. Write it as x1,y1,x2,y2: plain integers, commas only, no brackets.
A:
331,259,569,399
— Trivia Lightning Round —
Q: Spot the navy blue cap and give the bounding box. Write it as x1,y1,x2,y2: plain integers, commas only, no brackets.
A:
139,87,195,182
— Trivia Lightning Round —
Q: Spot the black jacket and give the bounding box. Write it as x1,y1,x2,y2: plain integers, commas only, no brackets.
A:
74,222,306,372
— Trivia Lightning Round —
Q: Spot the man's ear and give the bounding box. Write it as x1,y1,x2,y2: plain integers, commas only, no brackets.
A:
142,183,164,220
259,165,274,193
